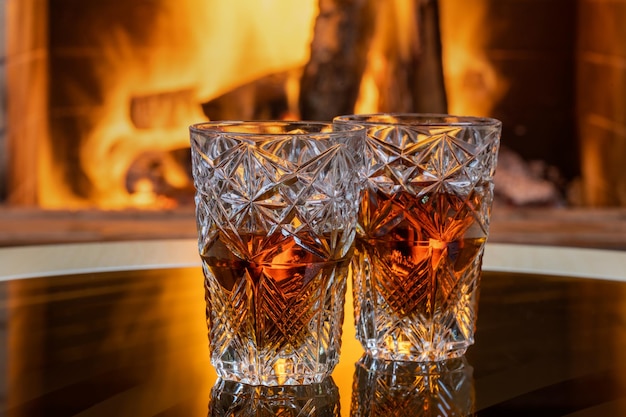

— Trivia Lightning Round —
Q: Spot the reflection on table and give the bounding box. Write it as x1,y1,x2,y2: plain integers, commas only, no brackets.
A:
209,376,340,417
3,265,626,416
352,355,474,417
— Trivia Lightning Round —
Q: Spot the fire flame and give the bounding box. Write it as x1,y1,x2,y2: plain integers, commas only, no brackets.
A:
39,0,505,210
355,0,420,113
41,0,318,209
439,0,508,116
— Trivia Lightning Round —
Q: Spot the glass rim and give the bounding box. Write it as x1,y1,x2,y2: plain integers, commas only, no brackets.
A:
333,113,502,128
189,120,365,136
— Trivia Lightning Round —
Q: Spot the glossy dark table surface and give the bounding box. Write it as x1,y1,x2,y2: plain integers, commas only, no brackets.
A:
2,245,626,416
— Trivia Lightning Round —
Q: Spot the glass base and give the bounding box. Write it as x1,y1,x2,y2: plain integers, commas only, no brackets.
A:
362,339,470,362
210,376,340,416
213,361,332,386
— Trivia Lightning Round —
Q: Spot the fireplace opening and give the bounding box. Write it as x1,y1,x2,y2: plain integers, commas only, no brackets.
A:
2,0,625,212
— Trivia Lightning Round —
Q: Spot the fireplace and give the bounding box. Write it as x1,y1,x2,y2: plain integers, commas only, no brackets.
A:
2,0,626,211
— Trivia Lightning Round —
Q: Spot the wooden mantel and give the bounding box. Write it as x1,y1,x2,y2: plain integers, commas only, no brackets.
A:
1,206,625,250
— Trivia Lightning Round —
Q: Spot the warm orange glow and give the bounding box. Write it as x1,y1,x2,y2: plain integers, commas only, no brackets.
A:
354,54,383,114
37,0,506,209
356,0,506,117
439,0,508,117
40,0,318,209
579,115,613,206
285,69,303,119
354,0,418,113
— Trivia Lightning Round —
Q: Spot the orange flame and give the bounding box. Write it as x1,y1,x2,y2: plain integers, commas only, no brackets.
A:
38,0,505,209
439,0,508,116
40,0,318,209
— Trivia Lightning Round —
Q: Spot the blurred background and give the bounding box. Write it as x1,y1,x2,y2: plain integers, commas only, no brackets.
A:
1,0,625,247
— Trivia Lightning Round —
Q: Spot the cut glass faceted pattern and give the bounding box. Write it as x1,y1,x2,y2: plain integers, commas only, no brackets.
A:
335,114,501,362
351,355,475,417
209,377,340,417
190,122,364,385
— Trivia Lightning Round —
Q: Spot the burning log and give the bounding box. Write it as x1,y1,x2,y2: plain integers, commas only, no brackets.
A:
130,88,201,130
299,0,376,120
359,0,447,113
299,0,447,119
201,70,301,121
410,0,447,112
